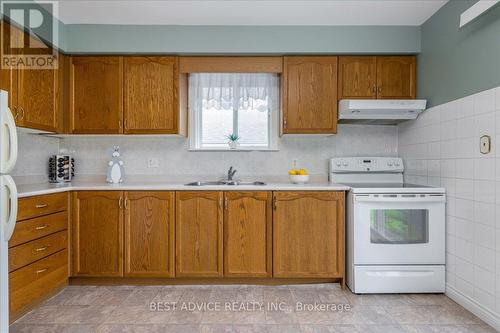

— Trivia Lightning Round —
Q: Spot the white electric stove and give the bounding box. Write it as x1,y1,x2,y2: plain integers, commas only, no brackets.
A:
330,157,446,294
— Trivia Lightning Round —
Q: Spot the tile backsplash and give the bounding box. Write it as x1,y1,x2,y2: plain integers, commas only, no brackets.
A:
39,124,398,181
12,129,60,183
398,86,500,318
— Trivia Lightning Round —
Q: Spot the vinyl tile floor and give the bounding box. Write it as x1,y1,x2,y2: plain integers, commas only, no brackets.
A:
10,284,498,333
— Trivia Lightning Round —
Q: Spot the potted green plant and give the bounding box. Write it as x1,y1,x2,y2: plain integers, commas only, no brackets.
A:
226,133,240,149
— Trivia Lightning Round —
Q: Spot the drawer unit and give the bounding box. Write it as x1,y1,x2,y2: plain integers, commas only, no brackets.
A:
17,192,68,221
9,211,68,248
9,231,68,272
9,250,68,319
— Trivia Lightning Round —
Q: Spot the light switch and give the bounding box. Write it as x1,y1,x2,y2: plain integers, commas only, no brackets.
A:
480,135,491,154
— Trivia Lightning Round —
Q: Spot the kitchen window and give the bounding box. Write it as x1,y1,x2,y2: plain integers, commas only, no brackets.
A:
188,73,279,150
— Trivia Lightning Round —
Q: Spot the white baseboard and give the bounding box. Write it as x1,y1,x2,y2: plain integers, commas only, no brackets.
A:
446,284,500,331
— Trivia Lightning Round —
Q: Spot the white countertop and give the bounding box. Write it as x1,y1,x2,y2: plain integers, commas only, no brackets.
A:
16,181,351,198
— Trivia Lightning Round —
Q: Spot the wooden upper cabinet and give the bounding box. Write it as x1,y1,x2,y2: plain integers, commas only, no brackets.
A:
124,57,178,134
273,191,344,278
18,65,58,132
124,191,175,277
72,191,124,277
176,191,223,277
0,65,17,116
1,21,58,132
223,192,272,277
0,22,18,112
376,56,416,99
338,56,377,99
69,57,123,134
283,56,338,134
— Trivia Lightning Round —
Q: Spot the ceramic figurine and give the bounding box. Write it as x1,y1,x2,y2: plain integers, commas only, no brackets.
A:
106,146,125,184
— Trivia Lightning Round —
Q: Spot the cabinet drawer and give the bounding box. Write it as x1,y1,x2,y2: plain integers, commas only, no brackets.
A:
9,211,68,248
9,231,68,272
9,250,68,320
17,193,68,221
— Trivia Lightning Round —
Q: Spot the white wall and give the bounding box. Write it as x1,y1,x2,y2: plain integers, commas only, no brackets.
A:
398,85,500,327
58,125,397,181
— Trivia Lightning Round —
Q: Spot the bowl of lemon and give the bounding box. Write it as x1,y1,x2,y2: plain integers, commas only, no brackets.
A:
288,168,310,184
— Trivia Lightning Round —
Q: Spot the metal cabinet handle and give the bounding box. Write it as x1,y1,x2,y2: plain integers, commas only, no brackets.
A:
36,268,48,274
34,246,49,252
372,85,377,94
224,197,228,210
273,197,277,210
19,106,25,120
378,86,382,94
13,106,19,120
35,225,48,230
119,197,123,209
35,204,48,209
124,198,129,210
283,118,287,129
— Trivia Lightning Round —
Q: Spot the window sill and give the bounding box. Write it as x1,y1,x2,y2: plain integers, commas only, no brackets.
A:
188,147,279,152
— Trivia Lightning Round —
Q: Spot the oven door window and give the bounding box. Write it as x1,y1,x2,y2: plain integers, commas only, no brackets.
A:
370,209,429,244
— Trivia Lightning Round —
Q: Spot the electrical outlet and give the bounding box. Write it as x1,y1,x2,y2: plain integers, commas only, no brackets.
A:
292,159,298,169
148,158,160,168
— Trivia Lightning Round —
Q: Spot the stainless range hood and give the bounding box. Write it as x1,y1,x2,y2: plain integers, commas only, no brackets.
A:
338,99,427,125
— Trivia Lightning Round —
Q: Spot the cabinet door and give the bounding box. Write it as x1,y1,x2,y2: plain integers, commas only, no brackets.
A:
338,56,377,99
18,64,58,132
72,191,124,277
70,57,123,134
376,56,416,99
0,21,18,111
124,57,178,134
176,191,223,277
124,191,175,277
283,56,338,134
273,191,344,278
224,192,272,277
0,66,17,117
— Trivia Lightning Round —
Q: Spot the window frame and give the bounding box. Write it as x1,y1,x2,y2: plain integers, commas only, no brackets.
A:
188,74,280,151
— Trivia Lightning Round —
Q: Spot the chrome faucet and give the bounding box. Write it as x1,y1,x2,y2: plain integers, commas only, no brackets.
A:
227,166,237,181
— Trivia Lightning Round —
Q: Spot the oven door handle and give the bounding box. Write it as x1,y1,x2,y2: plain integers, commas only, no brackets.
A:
355,195,446,203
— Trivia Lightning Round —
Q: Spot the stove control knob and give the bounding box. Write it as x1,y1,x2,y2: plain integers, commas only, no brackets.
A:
387,161,394,166
342,162,348,167
395,161,401,166
336,161,341,167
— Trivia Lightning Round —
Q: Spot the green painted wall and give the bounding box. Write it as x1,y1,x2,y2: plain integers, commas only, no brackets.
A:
418,0,500,107
63,24,420,55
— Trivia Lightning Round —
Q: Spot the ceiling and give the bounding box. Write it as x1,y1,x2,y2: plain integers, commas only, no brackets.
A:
51,0,448,26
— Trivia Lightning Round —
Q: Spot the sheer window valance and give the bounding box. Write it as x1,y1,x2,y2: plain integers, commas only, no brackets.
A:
189,73,279,112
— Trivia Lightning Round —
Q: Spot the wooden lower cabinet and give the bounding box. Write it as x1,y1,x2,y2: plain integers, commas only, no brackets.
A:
67,190,345,282
176,191,223,277
9,193,69,322
72,191,124,277
224,192,272,277
10,250,68,321
273,191,345,278
124,191,175,277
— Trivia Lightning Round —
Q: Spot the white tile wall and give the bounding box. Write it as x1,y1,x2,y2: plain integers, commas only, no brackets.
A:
398,85,500,316
59,124,397,180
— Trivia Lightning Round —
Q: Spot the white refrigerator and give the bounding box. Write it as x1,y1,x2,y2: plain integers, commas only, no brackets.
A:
0,90,19,333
